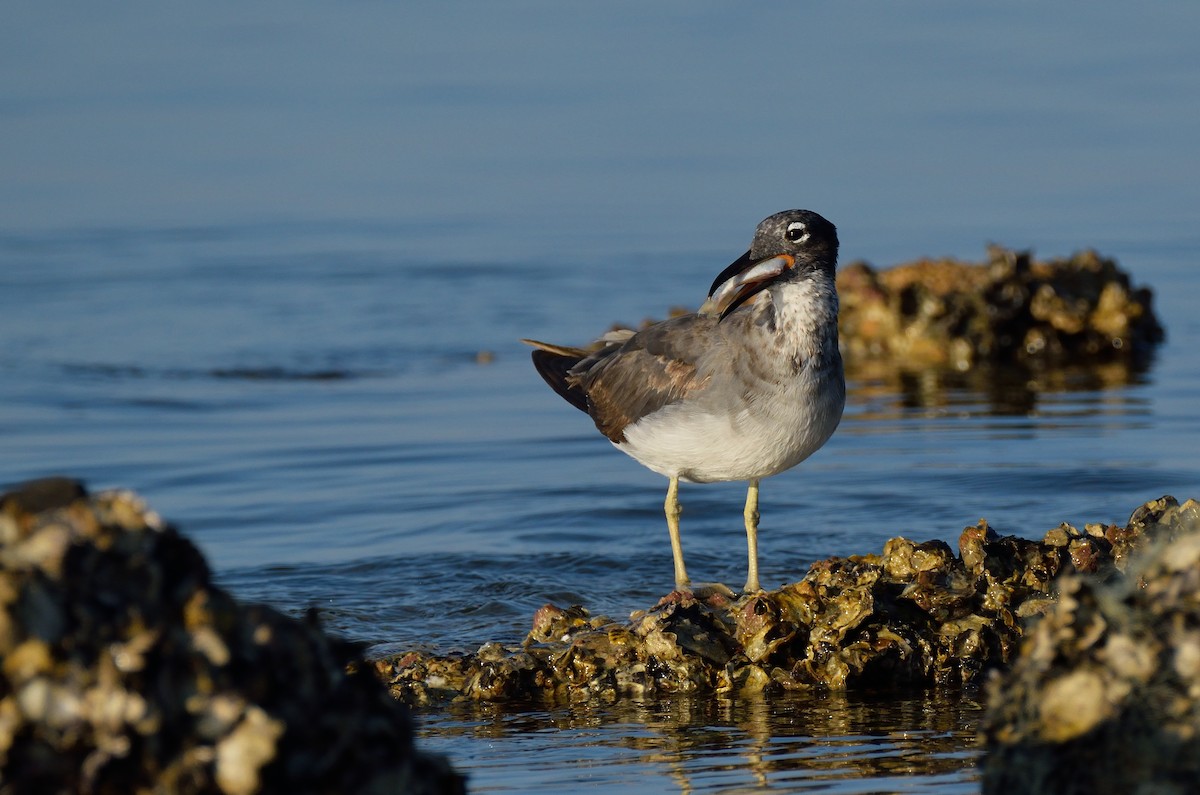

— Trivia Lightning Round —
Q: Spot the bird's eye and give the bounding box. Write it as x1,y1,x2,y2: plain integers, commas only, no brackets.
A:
785,222,809,243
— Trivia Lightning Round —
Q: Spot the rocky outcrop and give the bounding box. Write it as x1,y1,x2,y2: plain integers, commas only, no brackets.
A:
980,497,1200,794
5,476,1193,792
638,246,1162,375
377,497,1186,705
836,246,1164,370
0,478,464,795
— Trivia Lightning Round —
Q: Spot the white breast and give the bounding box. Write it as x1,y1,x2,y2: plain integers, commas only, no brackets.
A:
615,274,845,484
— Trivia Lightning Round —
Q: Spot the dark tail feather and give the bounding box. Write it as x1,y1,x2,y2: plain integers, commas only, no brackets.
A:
530,349,590,414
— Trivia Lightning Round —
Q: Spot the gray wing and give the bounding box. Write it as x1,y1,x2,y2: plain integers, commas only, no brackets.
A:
571,314,718,443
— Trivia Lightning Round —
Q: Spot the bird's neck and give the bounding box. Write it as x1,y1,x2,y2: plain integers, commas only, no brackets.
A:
760,271,840,360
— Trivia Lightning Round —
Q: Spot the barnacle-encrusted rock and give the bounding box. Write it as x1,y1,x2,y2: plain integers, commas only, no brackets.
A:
836,246,1163,370
377,497,1186,705
980,497,1200,794
624,247,1162,415
0,477,463,795
638,246,1162,374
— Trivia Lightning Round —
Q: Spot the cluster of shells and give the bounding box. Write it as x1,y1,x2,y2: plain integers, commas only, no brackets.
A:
0,478,463,795
636,246,1162,412
835,246,1164,371
377,497,1192,706
981,497,1200,794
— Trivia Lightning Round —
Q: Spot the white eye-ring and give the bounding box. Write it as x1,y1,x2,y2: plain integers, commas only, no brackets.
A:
785,222,809,244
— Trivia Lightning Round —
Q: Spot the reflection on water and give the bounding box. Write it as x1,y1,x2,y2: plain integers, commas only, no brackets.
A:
418,689,982,794
846,357,1153,420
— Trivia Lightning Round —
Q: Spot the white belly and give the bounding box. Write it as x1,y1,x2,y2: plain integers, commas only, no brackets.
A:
615,359,845,483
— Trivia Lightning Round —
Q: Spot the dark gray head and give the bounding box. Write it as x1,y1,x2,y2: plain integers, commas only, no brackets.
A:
748,209,839,276
705,210,838,318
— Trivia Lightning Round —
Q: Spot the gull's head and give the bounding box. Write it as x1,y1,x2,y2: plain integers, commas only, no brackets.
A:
704,210,839,320
749,209,838,274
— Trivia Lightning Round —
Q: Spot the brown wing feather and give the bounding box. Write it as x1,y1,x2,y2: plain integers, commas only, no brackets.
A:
573,315,714,442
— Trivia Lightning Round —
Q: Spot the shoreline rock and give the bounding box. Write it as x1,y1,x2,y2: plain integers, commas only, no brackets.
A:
376,496,1192,706
619,246,1163,415
630,246,1163,379
0,478,464,795
980,497,1200,794
7,476,1195,791
836,246,1164,371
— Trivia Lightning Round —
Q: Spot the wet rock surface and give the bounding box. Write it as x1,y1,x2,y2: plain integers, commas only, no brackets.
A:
376,497,1187,706
0,477,463,795
981,497,1200,794
618,246,1163,417
836,246,1164,370
627,246,1163,377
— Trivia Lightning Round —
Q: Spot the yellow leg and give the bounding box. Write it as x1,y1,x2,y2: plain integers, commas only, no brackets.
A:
743,479,762,593
665,476,690,590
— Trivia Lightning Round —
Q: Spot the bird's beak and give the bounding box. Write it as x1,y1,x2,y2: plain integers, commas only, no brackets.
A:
700,252,796,321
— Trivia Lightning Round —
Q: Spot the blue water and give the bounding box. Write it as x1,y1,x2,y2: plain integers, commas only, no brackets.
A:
4,3,1200,792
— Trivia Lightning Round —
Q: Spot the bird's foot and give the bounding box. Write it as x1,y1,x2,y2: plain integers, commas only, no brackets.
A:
657,581,736,608
691,581,736,600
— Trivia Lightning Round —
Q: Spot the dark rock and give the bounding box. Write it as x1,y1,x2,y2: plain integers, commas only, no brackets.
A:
980,497,1200,794
376,497,1183,704
0,477,464,795
836,246,1164,370
618,246,1164,417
